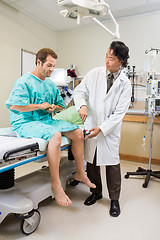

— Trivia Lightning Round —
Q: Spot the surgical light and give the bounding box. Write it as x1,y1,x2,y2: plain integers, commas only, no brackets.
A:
57,0,120,39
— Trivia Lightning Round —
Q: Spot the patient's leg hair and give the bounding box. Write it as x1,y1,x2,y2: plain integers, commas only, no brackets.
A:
47,132,72,207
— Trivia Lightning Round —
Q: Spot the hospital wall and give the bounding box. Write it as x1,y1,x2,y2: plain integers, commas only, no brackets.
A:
57,11,160,75
0,2,57,128
57,11,160,163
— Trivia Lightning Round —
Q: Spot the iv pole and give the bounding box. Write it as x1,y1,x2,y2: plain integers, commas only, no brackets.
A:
125,49,160,188
134,112,155,188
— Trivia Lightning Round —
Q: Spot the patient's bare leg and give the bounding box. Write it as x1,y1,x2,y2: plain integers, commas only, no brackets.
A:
63,129,96,189
47,132,72,207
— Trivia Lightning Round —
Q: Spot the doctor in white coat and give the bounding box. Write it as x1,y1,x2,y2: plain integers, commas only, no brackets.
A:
74,41,131,217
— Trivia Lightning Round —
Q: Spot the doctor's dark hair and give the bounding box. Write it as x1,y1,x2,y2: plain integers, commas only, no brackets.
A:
109,41,129,68
35,48,57,65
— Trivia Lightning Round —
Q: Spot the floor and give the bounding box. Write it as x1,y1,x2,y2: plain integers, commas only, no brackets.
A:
0,155,160,240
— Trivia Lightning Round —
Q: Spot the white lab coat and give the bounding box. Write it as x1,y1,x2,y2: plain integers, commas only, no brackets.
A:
74,66,132,166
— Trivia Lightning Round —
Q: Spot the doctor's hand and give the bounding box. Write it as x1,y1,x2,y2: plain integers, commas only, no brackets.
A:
79,105,88,123
85,127,101,140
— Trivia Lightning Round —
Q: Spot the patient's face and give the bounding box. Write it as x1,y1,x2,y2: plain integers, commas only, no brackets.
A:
39,55,56,79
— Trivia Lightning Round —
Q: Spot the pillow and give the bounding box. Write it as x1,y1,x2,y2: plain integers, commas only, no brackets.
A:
53,106,83,125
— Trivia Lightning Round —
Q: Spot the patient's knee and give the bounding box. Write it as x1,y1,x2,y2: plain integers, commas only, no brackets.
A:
74,128,84,142
49,132,61,148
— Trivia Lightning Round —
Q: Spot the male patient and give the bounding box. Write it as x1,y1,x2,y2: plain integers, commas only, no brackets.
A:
6,48,95,207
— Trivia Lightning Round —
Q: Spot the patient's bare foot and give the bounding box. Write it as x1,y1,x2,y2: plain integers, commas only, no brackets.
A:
74,172,96,188
52,185,72,207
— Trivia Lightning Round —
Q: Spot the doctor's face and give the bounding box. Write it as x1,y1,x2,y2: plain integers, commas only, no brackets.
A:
37,55,56,78
105,48,123,73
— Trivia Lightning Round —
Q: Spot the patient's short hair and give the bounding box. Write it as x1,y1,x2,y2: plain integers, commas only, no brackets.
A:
35,48,57,65
110,41,129,68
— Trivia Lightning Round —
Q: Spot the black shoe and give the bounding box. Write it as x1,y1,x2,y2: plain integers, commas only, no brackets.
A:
84,193,103,206
109,200,120,217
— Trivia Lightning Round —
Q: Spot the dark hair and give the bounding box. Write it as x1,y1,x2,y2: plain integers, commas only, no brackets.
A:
110,41,129,68
35,48,57,65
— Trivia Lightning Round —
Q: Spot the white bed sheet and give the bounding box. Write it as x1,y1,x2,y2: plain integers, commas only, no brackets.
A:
0,127,71,160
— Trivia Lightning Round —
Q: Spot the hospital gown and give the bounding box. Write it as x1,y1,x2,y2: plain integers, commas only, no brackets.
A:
6,73,78,141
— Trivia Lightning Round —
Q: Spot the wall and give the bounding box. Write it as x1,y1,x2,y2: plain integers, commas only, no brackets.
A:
57,11,160,76
120,121,160,161
0,2,57,127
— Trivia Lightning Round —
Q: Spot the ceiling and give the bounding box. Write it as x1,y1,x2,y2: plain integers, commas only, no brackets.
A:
1,0,160,31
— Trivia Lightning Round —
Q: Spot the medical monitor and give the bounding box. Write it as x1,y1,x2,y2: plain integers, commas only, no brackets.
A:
147,79,160,95
50,68,68,86
145,96,160,114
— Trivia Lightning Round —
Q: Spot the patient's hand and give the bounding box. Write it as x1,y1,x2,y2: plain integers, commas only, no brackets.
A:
46,104,57,113
40,102,52,110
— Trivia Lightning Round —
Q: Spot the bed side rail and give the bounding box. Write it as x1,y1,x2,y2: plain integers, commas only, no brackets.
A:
3,143,39,161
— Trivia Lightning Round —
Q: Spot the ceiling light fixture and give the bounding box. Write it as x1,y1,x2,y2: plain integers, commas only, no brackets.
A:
58,0,120,38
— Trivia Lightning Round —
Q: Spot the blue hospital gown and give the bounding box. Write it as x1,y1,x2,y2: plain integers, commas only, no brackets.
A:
6,73,78,141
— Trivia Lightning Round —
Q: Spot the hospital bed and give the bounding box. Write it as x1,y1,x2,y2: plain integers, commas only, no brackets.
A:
0,127,76,235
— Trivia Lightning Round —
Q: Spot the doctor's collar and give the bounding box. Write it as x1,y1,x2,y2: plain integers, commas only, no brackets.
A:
106,69,121,79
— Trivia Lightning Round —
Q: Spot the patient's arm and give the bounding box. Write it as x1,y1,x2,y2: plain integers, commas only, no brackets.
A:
10,102,52,112
46,104,63,113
